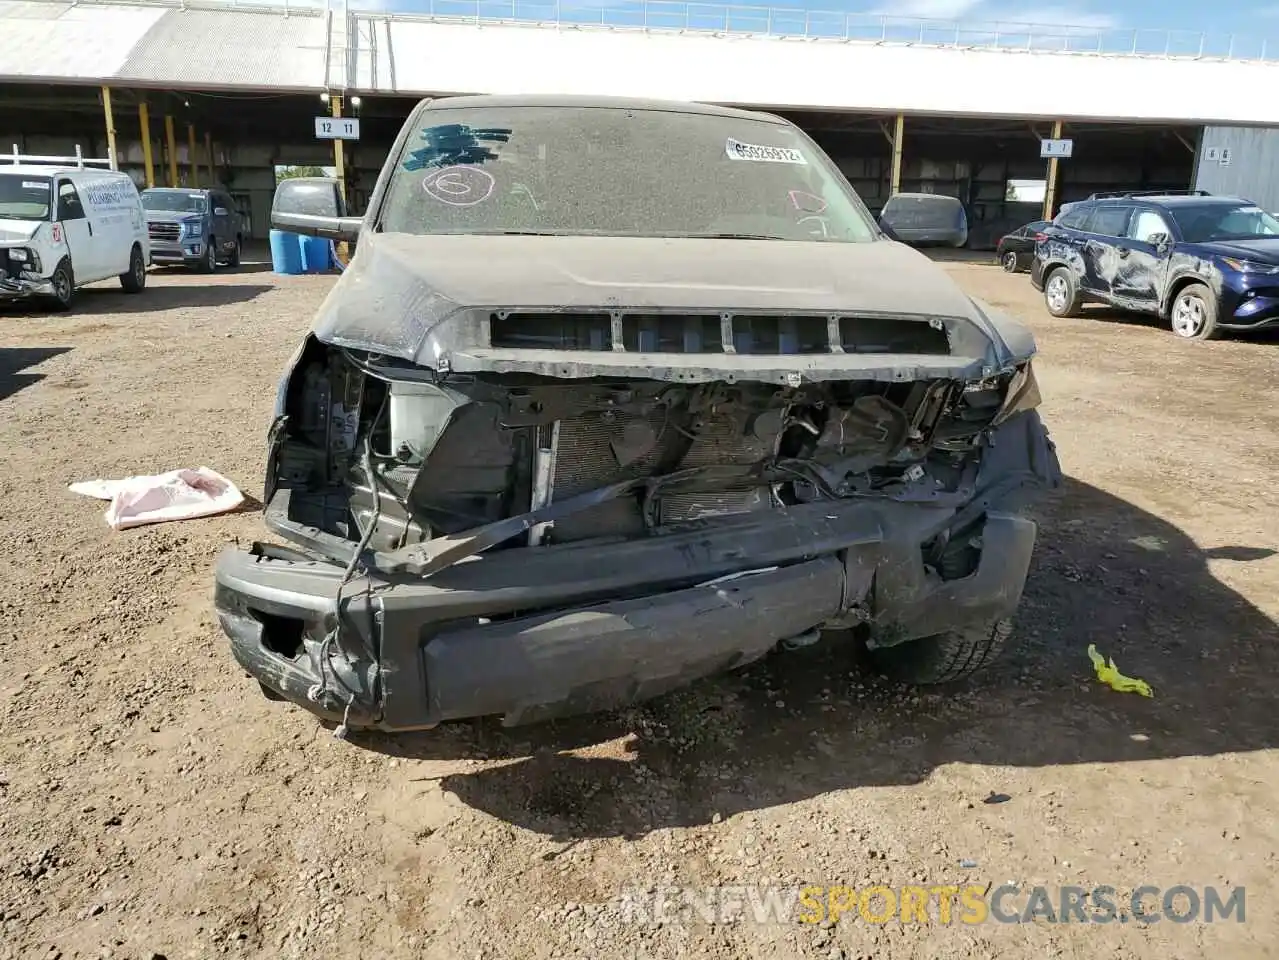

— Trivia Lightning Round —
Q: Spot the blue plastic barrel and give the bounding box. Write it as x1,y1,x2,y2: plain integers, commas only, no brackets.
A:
269,229,303,275
299,235,332,274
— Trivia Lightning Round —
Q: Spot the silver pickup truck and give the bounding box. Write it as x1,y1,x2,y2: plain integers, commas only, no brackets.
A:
141,187,243,271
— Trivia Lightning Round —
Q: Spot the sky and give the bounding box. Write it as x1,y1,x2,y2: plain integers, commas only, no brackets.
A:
305,0,1279,58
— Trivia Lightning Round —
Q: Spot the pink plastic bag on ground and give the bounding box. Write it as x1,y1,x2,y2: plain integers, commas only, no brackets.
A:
69,467,245,530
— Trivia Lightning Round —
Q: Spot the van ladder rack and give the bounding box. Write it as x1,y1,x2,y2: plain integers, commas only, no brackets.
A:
2,144,114,169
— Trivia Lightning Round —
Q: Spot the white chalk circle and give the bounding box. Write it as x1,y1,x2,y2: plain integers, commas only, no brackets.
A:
422,165,496,207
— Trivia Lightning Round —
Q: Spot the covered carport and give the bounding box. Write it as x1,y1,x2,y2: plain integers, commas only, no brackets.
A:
778,110,1201,248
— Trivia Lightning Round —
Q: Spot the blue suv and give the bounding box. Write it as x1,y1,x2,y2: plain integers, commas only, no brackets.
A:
1030,191,1279,340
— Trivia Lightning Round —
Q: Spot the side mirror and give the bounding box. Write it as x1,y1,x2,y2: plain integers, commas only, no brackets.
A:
214,206,229,217
1148,232,1171,251
877,217,901,242
271,176,361,242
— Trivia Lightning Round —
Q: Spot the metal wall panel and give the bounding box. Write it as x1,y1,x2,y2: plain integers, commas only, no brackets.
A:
1195,126,1279,212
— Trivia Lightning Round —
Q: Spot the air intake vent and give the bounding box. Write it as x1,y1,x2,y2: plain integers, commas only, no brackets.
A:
839,316,949,355
490,312,613,351
732,315,829,355
621,314,723,353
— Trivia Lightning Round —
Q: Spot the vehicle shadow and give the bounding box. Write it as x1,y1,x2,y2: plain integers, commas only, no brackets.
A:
74,283,273,314
152,261,276,276
0,345,72,402
347,477,1279,840
1080,305,1279,342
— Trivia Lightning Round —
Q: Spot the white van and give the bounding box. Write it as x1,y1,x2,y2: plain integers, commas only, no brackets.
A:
0,152,150,311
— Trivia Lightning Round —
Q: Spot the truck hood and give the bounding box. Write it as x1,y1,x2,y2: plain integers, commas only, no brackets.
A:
1188,237,1279,264
0,218,40,244
312,233,1037,381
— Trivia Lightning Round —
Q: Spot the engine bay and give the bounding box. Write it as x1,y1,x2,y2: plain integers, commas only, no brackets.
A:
268,337,1027,561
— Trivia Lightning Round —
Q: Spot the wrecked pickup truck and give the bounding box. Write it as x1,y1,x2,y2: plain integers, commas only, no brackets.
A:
213,94,1062,732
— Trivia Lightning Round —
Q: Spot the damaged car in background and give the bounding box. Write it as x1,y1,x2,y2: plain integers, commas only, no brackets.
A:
214,94,1062,733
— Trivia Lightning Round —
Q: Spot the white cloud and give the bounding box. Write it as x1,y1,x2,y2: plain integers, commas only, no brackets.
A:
869,0,983,17
867,0,1118,32
991,5,1119,29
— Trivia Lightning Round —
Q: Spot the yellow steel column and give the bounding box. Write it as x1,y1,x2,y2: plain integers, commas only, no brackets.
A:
889,113,905,197
331,95,347,206
205,132,214,186
187,124,198,186
138,102,155,187
164,114,178,187
101,86,119,170
1043,119,1064,221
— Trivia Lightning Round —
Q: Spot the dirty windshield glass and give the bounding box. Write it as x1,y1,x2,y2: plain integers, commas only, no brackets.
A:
378,105,878,242
1170,203,1279,243
141,190,207,214
0,175,52,221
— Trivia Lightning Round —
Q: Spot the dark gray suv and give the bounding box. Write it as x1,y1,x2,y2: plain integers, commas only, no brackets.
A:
141,187,243,271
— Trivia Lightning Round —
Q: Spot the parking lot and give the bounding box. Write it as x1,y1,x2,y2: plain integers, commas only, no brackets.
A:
1,254,1277,959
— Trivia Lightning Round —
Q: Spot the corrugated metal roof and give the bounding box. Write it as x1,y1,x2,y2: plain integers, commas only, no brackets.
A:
1,0,1278,124
117,8,327,90
0,1,167,82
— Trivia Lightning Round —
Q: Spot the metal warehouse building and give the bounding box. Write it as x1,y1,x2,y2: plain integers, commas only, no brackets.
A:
2,0,1277,244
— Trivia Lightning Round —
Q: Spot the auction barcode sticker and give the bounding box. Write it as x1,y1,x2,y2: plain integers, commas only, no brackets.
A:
725,138,807,165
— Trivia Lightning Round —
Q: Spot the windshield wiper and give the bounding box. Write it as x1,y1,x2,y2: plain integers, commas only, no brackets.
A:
688,233,792,241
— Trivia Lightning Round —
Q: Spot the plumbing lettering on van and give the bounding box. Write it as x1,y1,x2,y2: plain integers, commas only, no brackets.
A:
82,182,131,208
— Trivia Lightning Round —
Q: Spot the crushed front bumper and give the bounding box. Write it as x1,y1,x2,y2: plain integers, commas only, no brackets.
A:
215,411,1060,731
0,275,54,299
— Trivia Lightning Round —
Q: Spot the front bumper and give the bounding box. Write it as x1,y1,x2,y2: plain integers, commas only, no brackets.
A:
1220,283,1279,330
216,505,1039,731
215,410,1060,731
149,238,203,263
0,275,55,298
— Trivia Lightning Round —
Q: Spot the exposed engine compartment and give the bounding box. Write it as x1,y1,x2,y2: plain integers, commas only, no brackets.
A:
268,337,1033,565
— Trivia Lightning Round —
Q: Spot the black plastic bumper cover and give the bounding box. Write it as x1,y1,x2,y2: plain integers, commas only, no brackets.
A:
215,501,1041,731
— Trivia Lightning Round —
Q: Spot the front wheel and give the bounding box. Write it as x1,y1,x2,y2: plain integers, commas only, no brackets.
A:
119,245,146,293
200,238,218,273
1169,283,1221,341
46,259,75,312
869,618,1016,685
1001,250,1020,273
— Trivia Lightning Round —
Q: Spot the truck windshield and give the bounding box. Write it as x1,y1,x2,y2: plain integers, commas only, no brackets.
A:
378,105,879,242
1171,203,1279,243
141,190,207,214
0,174,52,221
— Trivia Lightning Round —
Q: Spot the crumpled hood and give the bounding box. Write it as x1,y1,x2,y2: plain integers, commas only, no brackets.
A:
0,218,40,244
311,233,1036,377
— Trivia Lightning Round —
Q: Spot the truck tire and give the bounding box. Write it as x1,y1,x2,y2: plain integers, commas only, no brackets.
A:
869,618,1016,685
200,237,217,273
228,235,242,268
119,244,146,293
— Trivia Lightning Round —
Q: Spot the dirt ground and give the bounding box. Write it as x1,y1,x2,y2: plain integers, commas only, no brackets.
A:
1,252,1278,960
